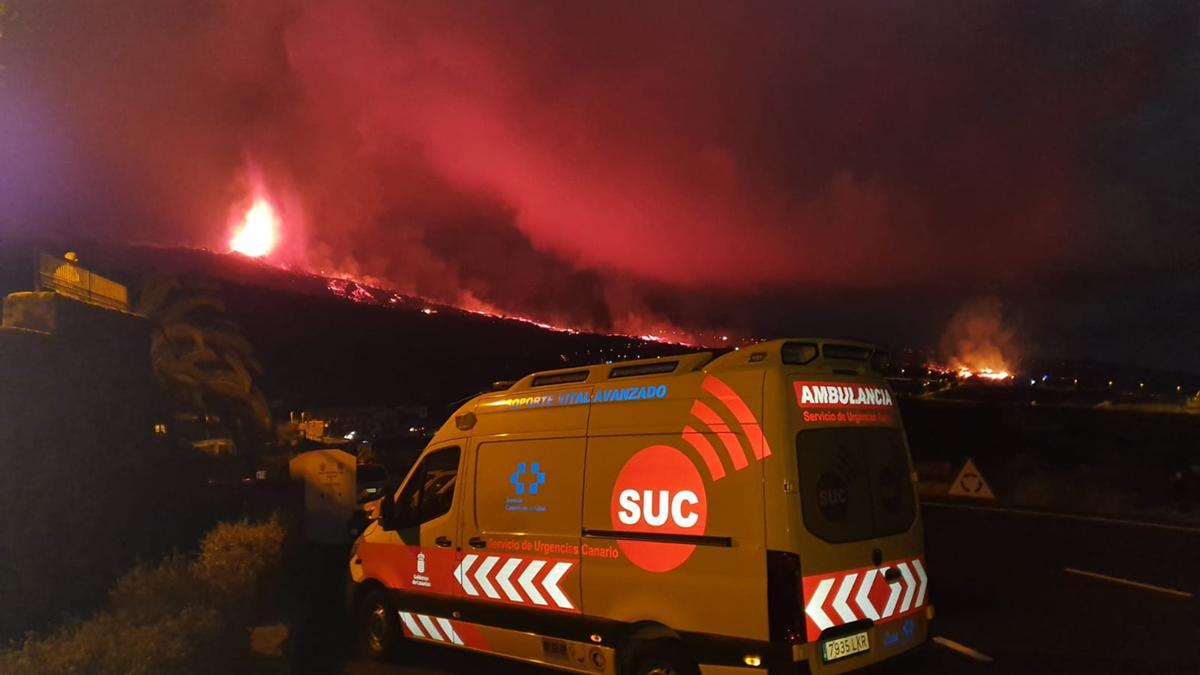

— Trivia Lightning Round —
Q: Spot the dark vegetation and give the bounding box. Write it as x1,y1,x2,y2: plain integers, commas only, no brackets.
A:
0,296,225,641
0,517,288,675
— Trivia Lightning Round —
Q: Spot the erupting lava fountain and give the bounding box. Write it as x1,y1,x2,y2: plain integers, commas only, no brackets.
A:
229,197,280,258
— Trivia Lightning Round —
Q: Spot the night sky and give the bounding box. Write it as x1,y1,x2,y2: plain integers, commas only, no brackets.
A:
1,1,1197,369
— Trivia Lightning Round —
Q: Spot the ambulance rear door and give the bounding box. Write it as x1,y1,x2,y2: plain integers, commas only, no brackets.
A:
785,376,928,662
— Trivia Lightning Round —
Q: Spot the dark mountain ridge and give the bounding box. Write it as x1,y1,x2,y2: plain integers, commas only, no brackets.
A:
0,238,692,413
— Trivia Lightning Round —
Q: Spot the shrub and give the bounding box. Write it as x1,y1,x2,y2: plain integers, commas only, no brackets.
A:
0,608,223,675
0,516,287,675
108,554,198,625
193,518,286,602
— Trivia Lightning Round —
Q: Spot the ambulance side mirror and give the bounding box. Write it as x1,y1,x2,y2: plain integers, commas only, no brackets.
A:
378,490,398,530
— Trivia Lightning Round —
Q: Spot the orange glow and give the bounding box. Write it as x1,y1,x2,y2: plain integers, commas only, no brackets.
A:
230,197,280,257
957,366,1012,381
323,278,705,345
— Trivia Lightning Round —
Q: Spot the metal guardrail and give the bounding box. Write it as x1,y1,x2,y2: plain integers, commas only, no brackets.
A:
37,254,129,313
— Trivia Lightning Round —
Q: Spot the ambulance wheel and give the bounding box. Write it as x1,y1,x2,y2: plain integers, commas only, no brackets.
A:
624,640,699,675
360,589,403,661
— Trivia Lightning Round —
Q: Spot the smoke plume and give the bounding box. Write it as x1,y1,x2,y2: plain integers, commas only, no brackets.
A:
940,298,1018,375
1,1,1195,347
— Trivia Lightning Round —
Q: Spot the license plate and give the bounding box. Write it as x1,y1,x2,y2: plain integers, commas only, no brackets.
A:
821,631,870,663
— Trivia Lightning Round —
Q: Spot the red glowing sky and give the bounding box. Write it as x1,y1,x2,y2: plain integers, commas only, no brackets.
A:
1,1,1197,365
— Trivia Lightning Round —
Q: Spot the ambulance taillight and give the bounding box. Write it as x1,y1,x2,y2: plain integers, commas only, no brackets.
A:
766,550,806,643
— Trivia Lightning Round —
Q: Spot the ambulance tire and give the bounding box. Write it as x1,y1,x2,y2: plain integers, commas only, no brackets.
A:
359,589,403,661
623,640,699,675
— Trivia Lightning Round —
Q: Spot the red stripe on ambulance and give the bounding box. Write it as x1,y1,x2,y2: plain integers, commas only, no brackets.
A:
453,554,578,612
802,557,928,641
700,375,772,459
679,375,772,482
680,425,726,481
689,399,749,470
397,611,490,650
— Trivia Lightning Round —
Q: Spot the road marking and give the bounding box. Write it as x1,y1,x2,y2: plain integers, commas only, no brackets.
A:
922,500,1200,534
932,636,994,663
1064,568,1194,599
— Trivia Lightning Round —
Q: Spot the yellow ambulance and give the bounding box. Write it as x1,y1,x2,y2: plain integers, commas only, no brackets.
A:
349,339,930,674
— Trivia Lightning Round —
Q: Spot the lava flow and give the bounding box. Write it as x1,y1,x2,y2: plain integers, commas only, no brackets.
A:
230,197,280,258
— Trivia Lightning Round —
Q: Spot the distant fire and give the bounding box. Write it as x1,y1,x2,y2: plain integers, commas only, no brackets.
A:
939,298,1017,382
230,197,280,258
957,366,1012,381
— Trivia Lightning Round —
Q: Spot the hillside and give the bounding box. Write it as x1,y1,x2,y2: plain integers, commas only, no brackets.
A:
0,239,693,413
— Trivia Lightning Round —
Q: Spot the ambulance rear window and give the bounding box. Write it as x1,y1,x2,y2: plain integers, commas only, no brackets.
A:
795,427,915,543
781,342,818,365
821,344,872,361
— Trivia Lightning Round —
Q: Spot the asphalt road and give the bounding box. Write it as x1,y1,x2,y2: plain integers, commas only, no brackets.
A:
343,503,1200,674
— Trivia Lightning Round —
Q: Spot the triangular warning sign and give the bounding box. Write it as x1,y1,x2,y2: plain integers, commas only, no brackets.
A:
948,458,995,499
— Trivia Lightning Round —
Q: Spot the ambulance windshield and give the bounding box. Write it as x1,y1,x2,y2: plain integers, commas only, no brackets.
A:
795,427,915,543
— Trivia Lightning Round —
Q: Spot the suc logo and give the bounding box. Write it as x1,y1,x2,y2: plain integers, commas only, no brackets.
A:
610,445,707,572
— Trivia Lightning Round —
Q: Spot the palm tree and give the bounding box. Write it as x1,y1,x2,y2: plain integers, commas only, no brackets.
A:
138,275,271,454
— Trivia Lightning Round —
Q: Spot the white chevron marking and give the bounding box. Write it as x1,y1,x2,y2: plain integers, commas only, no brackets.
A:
435,617,463,645
542,562,574,609
454,554,479,596
880,566,901,618
804,578,835,632
398,611,424,638
855,569,880,621
474,555,501,599
496,558,523,602
898,562,916,613
417,613,443,641
832,573,859,623
519,560,548,606
912,559,928,607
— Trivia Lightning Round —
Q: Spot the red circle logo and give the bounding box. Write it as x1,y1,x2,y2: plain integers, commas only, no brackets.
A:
610,445,707,572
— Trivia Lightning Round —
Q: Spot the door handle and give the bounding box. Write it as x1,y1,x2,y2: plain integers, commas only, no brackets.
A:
468,536,487,549
435,536,452,548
